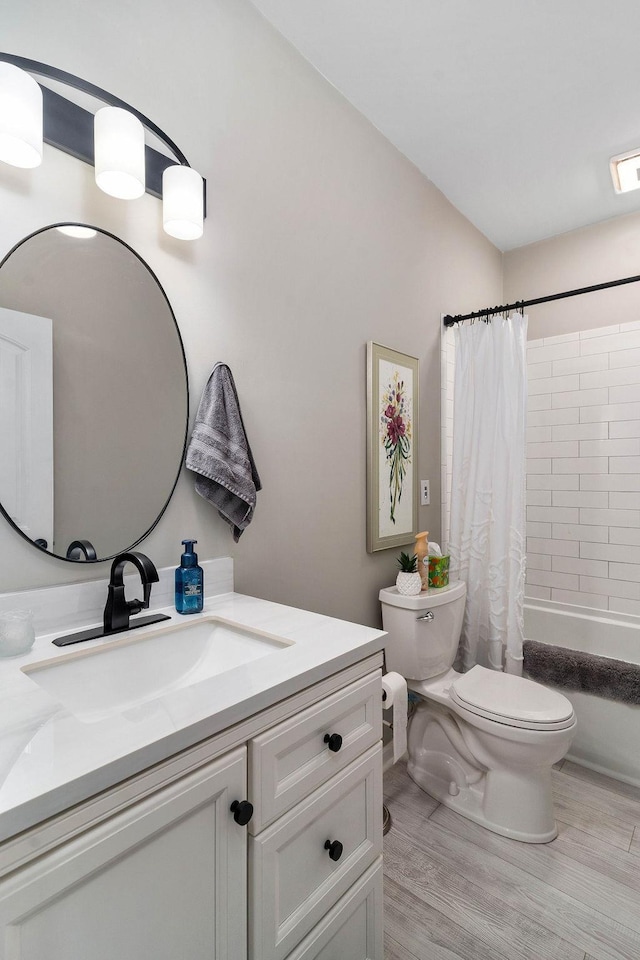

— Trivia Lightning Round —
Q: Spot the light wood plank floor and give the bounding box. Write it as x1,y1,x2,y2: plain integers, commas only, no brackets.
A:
383,759,640,960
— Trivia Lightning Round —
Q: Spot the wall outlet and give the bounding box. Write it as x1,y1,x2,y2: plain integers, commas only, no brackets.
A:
420,479,430,506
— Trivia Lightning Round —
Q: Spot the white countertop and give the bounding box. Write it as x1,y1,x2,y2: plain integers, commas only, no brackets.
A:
0,570,386,844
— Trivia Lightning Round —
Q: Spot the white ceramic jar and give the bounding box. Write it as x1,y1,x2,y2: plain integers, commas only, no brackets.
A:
0,610,35,657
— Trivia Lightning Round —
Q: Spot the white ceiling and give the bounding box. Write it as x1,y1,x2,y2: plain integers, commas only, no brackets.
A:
249,0,640,251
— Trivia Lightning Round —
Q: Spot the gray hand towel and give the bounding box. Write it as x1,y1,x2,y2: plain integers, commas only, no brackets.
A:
186,363,261,541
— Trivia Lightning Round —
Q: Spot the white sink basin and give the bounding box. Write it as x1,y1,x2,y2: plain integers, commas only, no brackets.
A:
22,616,293,723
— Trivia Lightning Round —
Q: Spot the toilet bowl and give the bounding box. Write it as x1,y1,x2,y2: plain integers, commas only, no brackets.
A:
380,581,576,843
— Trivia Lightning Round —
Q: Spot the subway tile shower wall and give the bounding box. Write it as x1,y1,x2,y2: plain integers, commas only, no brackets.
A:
526,321,640,615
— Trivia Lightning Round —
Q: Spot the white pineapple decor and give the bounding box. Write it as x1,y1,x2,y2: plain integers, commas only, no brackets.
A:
395,552,422,596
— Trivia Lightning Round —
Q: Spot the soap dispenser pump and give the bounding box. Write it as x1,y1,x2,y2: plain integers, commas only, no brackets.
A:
175,539,204,615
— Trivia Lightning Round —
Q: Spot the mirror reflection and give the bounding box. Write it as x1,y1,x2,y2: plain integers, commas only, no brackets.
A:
0,225,188,561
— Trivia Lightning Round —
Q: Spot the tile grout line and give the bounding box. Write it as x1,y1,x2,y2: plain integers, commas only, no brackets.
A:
384,930,421,960
554,763,640,812
428,809,640,958
389,811,593,960
384,762,640,960
394,760,640,960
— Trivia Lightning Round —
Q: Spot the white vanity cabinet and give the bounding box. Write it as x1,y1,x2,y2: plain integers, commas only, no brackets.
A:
0,747,248,960
0,654,383,960
248,669,383,960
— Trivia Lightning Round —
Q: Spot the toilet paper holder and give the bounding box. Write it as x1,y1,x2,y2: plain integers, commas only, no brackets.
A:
381,672,408,767
381,670,409,837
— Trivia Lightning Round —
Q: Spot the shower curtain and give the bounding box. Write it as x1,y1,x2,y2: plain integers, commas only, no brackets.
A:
448,313,527,675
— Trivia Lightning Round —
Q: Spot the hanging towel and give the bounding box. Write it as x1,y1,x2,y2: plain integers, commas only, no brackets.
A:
186,363,261,541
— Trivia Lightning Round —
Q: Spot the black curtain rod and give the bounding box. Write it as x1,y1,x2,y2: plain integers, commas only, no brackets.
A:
442,272,640,326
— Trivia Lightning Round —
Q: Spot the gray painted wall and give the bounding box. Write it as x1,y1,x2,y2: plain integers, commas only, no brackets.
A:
0,0,502,628
504,209,640,340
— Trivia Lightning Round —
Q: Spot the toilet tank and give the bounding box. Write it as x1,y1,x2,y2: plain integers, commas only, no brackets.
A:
379,580,466,680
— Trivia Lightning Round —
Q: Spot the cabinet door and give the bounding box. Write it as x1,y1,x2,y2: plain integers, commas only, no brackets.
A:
249,672,382,832
0,746,248,960
284,859,383,960
250,743,382,960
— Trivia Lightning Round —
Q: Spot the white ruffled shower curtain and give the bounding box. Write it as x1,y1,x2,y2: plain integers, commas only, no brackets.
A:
448,313,527,675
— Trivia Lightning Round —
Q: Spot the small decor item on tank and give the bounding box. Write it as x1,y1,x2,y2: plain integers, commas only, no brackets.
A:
428,554,450,588
414,530,429,591
395,552,423,596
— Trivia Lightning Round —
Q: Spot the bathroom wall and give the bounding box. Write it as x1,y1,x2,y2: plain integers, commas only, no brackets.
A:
504,208,640,340
0,0,502,627
525,326,640,614
504,209,640,617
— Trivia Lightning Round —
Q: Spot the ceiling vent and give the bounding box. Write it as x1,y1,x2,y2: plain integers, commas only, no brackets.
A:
610,149,640,193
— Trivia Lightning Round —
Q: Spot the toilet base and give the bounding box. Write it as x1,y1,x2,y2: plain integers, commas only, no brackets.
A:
407,755,558,843
406,700,562,843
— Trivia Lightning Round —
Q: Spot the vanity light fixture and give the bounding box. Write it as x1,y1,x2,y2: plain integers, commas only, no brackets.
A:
94,106,146,200
0,61,43,169
163,165,204,240
610,148,640,194
0,53,205,239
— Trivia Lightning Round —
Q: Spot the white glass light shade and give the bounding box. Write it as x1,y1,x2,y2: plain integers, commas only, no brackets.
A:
163,165,204,240
0,63,43,169
94,107,145,199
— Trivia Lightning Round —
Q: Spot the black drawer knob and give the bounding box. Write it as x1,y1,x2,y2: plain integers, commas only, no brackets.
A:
323,732,343,753
230,799,253,826
324,839,343,861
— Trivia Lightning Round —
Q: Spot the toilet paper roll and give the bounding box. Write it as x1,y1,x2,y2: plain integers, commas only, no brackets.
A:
382,671,408,764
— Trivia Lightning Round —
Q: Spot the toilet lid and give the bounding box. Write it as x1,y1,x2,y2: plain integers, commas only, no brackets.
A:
450,665,575,730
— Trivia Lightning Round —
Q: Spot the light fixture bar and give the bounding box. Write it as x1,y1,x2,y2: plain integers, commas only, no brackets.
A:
0,51,206,216
42,83,177,202
0,52,187,162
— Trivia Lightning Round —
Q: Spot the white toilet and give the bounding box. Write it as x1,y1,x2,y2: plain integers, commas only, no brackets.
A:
380,580,576,842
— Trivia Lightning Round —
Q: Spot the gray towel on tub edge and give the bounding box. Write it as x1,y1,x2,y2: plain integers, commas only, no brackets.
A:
186,363,261,541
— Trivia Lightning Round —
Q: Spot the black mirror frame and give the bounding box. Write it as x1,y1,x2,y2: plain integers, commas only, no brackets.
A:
0,222,189,564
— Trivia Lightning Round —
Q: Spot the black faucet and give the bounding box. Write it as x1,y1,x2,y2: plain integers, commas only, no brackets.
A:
53,551,171,647
103,552,161,634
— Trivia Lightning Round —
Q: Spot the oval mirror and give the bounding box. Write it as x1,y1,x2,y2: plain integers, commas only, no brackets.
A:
0,224,188,561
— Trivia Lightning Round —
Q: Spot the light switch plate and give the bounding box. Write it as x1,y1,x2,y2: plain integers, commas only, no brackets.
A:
420,479,430,506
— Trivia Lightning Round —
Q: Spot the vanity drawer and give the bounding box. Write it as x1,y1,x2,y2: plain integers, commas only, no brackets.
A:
283,858,383,960
249,742,382,960
249,671,381,832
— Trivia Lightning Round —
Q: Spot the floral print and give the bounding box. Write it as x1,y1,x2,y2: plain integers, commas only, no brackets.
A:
380,371,412,523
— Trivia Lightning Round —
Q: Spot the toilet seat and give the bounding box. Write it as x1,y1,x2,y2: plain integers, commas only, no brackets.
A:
450,665,575,731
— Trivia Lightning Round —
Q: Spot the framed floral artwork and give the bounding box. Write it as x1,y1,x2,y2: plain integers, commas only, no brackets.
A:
366,342,419,552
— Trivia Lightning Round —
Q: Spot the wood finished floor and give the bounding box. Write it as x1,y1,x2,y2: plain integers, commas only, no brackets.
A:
383,760,640,960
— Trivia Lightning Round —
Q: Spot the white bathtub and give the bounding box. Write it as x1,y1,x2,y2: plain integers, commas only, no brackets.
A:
524,599,640,788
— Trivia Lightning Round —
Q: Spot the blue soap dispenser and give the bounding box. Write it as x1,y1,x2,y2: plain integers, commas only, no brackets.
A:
175,539,204,614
